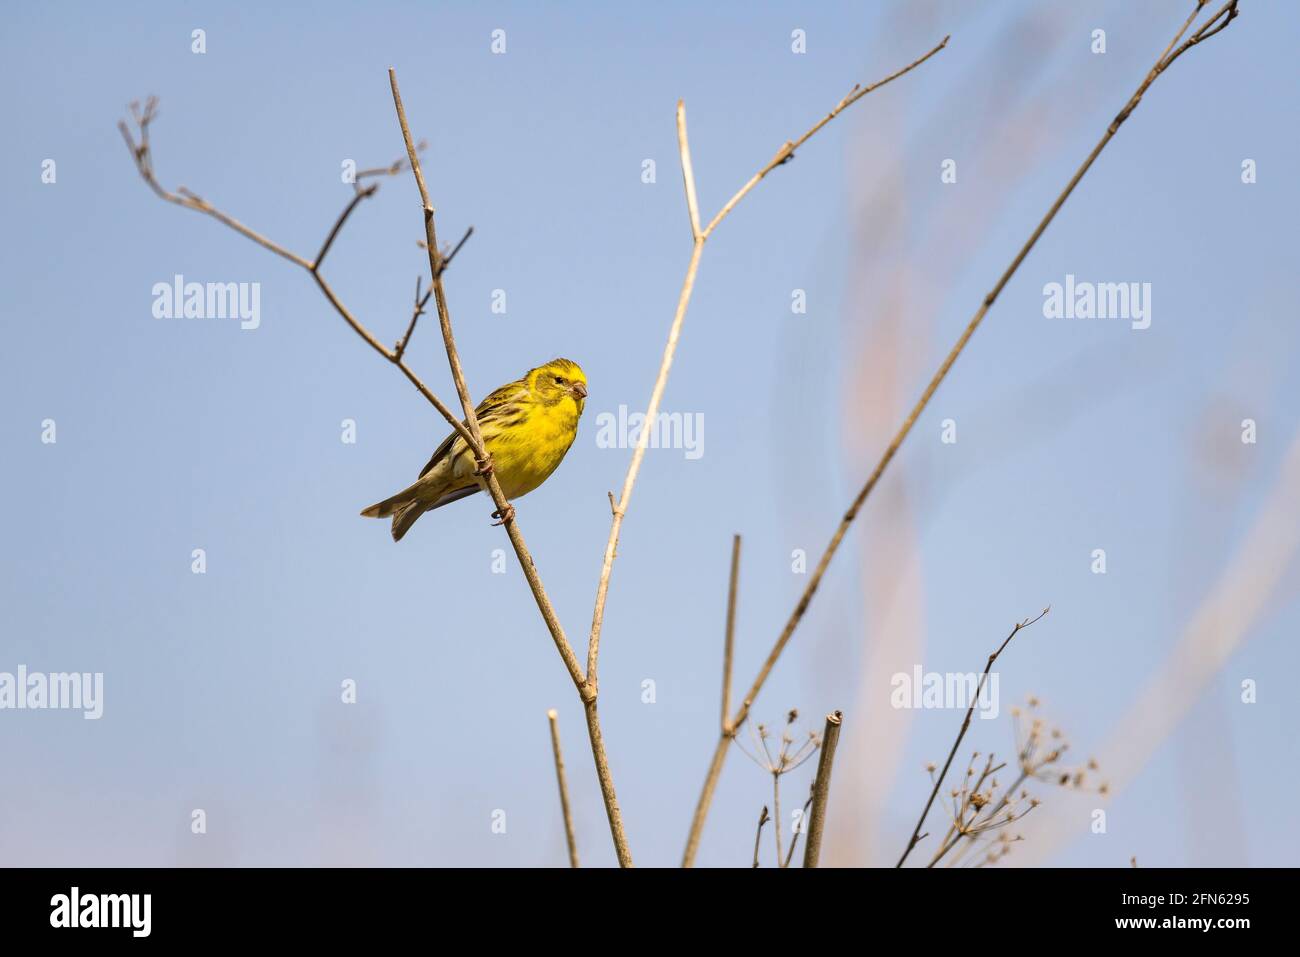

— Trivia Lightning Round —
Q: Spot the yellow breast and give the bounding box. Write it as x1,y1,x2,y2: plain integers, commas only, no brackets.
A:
485,397,581,499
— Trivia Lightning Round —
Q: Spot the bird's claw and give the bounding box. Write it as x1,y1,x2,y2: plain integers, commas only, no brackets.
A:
474,457,494,478
491,504,515,526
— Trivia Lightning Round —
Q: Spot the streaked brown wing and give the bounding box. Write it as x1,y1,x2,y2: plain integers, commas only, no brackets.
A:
417,379,526,478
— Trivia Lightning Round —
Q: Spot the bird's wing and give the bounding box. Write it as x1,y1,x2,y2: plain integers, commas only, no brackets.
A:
418,379,527,478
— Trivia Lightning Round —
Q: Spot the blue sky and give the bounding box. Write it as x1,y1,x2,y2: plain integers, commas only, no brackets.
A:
2,1,1297,867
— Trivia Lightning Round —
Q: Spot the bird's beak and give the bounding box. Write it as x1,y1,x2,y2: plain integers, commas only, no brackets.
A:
572,383,588,400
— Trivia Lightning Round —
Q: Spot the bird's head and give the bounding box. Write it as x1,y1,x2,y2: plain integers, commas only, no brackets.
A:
529,358,587,413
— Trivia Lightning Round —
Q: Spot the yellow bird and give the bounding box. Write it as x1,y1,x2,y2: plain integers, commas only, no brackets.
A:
361,358,588,541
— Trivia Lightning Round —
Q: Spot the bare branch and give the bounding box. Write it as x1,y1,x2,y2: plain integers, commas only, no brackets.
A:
593,33,950,714
547,709,580,868
387,68,630,867
802,710,844,868
721,534,741,734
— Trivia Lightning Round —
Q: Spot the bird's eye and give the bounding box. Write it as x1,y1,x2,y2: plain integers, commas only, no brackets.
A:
554,376,564,384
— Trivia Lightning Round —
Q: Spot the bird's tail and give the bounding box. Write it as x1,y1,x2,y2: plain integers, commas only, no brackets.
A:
389,500,427,542
360,482,428,542
361,481,481,542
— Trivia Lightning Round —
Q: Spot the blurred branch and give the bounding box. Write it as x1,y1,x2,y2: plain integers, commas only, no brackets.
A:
547,709,580,868
802,710,843,868
354,138,427,179
895,609,1048,867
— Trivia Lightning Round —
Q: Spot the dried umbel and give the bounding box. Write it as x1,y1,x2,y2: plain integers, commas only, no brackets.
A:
925,697,1109,868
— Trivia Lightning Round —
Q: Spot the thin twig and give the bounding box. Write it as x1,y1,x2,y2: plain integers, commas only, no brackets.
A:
684,0,1241,866
434,225,475,277
721,534,741,733
703,38,951,238
802,711,843,868
354,138,427,179
394,225,473,361
547,709,580,868
783,785,816,868
387,69,631,867
752,806,769,868
676,103,702,240
314,184,379,270
395,275,432,360
895,610,1048,867
771,770,784,865
118,100,309,270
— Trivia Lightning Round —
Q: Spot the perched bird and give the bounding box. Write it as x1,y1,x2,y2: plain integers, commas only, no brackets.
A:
361,358,588,541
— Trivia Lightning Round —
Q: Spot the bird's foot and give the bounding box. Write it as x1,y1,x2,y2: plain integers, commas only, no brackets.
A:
474,456,495,478
491,504,516,526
